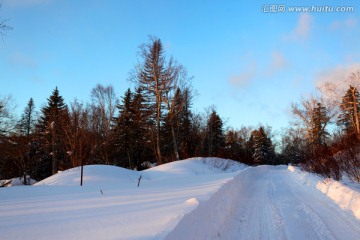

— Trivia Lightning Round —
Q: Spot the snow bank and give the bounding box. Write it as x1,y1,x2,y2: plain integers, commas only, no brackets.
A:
146,157,246,179
164,166,253,239
35,165,141,187
288,165,360,220
35,158,247,187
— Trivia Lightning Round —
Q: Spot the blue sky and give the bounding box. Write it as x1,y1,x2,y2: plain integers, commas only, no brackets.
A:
1,0,360,132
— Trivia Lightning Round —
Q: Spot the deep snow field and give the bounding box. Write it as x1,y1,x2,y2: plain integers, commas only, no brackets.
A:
0,158,246,240
1,158,360,240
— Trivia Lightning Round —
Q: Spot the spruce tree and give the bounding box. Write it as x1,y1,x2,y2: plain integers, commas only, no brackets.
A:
113,87,153,168
37,87,69,176
16,98,37,183
17,98,36,138
251,126,275,165
178,88,194,159
224,130,242,161
114,88,134,168
204,110,225,157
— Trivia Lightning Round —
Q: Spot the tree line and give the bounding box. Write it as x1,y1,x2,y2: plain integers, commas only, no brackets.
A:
1,37,360,184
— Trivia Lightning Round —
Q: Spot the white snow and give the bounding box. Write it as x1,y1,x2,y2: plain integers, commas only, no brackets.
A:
0,158,247,240
1,159,360,240
288,165,360,220
0,176,36,187
166,165,360,240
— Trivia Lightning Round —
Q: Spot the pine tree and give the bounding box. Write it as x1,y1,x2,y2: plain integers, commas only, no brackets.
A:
17,98,36,138
113,88,134,168
204,110,225,157
113,87,153,168
251,126,275,165
224,130,242,161
178,88,194,159
16,98,37,184
37,87,69,176
338,85,360,137
131,87,154,167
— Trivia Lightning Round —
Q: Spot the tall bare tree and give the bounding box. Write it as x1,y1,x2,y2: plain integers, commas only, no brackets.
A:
0,4,12,39
90,84,118,164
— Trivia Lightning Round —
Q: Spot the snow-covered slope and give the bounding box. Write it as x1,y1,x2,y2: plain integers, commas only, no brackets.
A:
35,157,246,187
0,158,247,240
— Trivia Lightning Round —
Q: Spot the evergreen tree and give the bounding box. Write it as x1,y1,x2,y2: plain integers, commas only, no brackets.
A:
131,87,154,167
113,87,153,168
251,126,275,165
224,129,242,161
17,98,36,138
178,88,194,159
15,98,37,184
114,88,134,168
36,87,69,176
204,110,225,157
338,85,360,137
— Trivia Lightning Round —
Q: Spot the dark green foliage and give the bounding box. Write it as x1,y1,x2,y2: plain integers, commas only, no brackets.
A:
36,87,70,176
113,88,153,169
17,98,36,138
203,110,225,157
250,126,275,165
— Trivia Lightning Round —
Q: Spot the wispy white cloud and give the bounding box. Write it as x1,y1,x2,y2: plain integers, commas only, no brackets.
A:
329,18,357,31
229,61,256,89
315,63,360,98
266,51,288,76
285,13,313,41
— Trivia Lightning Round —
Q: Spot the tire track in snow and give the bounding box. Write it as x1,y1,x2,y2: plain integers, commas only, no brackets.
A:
165,166,360,240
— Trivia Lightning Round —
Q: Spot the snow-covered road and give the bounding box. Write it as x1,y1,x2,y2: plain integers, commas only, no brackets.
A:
1,161,360,240
167,166,360,240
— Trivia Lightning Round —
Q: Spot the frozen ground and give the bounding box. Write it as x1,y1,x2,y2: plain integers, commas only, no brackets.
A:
1,159,360,240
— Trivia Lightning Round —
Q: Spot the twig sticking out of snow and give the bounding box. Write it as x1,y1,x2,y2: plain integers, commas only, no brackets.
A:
137,175,142,187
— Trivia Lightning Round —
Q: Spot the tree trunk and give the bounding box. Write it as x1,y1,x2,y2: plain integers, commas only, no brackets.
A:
351,88,360,137
171,121,180,161
156,98,162,164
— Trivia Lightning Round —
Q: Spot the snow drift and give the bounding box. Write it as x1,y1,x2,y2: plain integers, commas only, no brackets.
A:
288,165,360,220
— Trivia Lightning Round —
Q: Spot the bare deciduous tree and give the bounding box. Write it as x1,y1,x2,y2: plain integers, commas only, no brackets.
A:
0,4,12,39
291,94,334,147
90,84,118,164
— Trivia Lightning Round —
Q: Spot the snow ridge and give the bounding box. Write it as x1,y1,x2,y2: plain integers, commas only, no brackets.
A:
288,165,360,220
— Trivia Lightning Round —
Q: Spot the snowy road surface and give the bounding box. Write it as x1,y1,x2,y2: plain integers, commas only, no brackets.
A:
167,166,360,240
1,161,360,240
